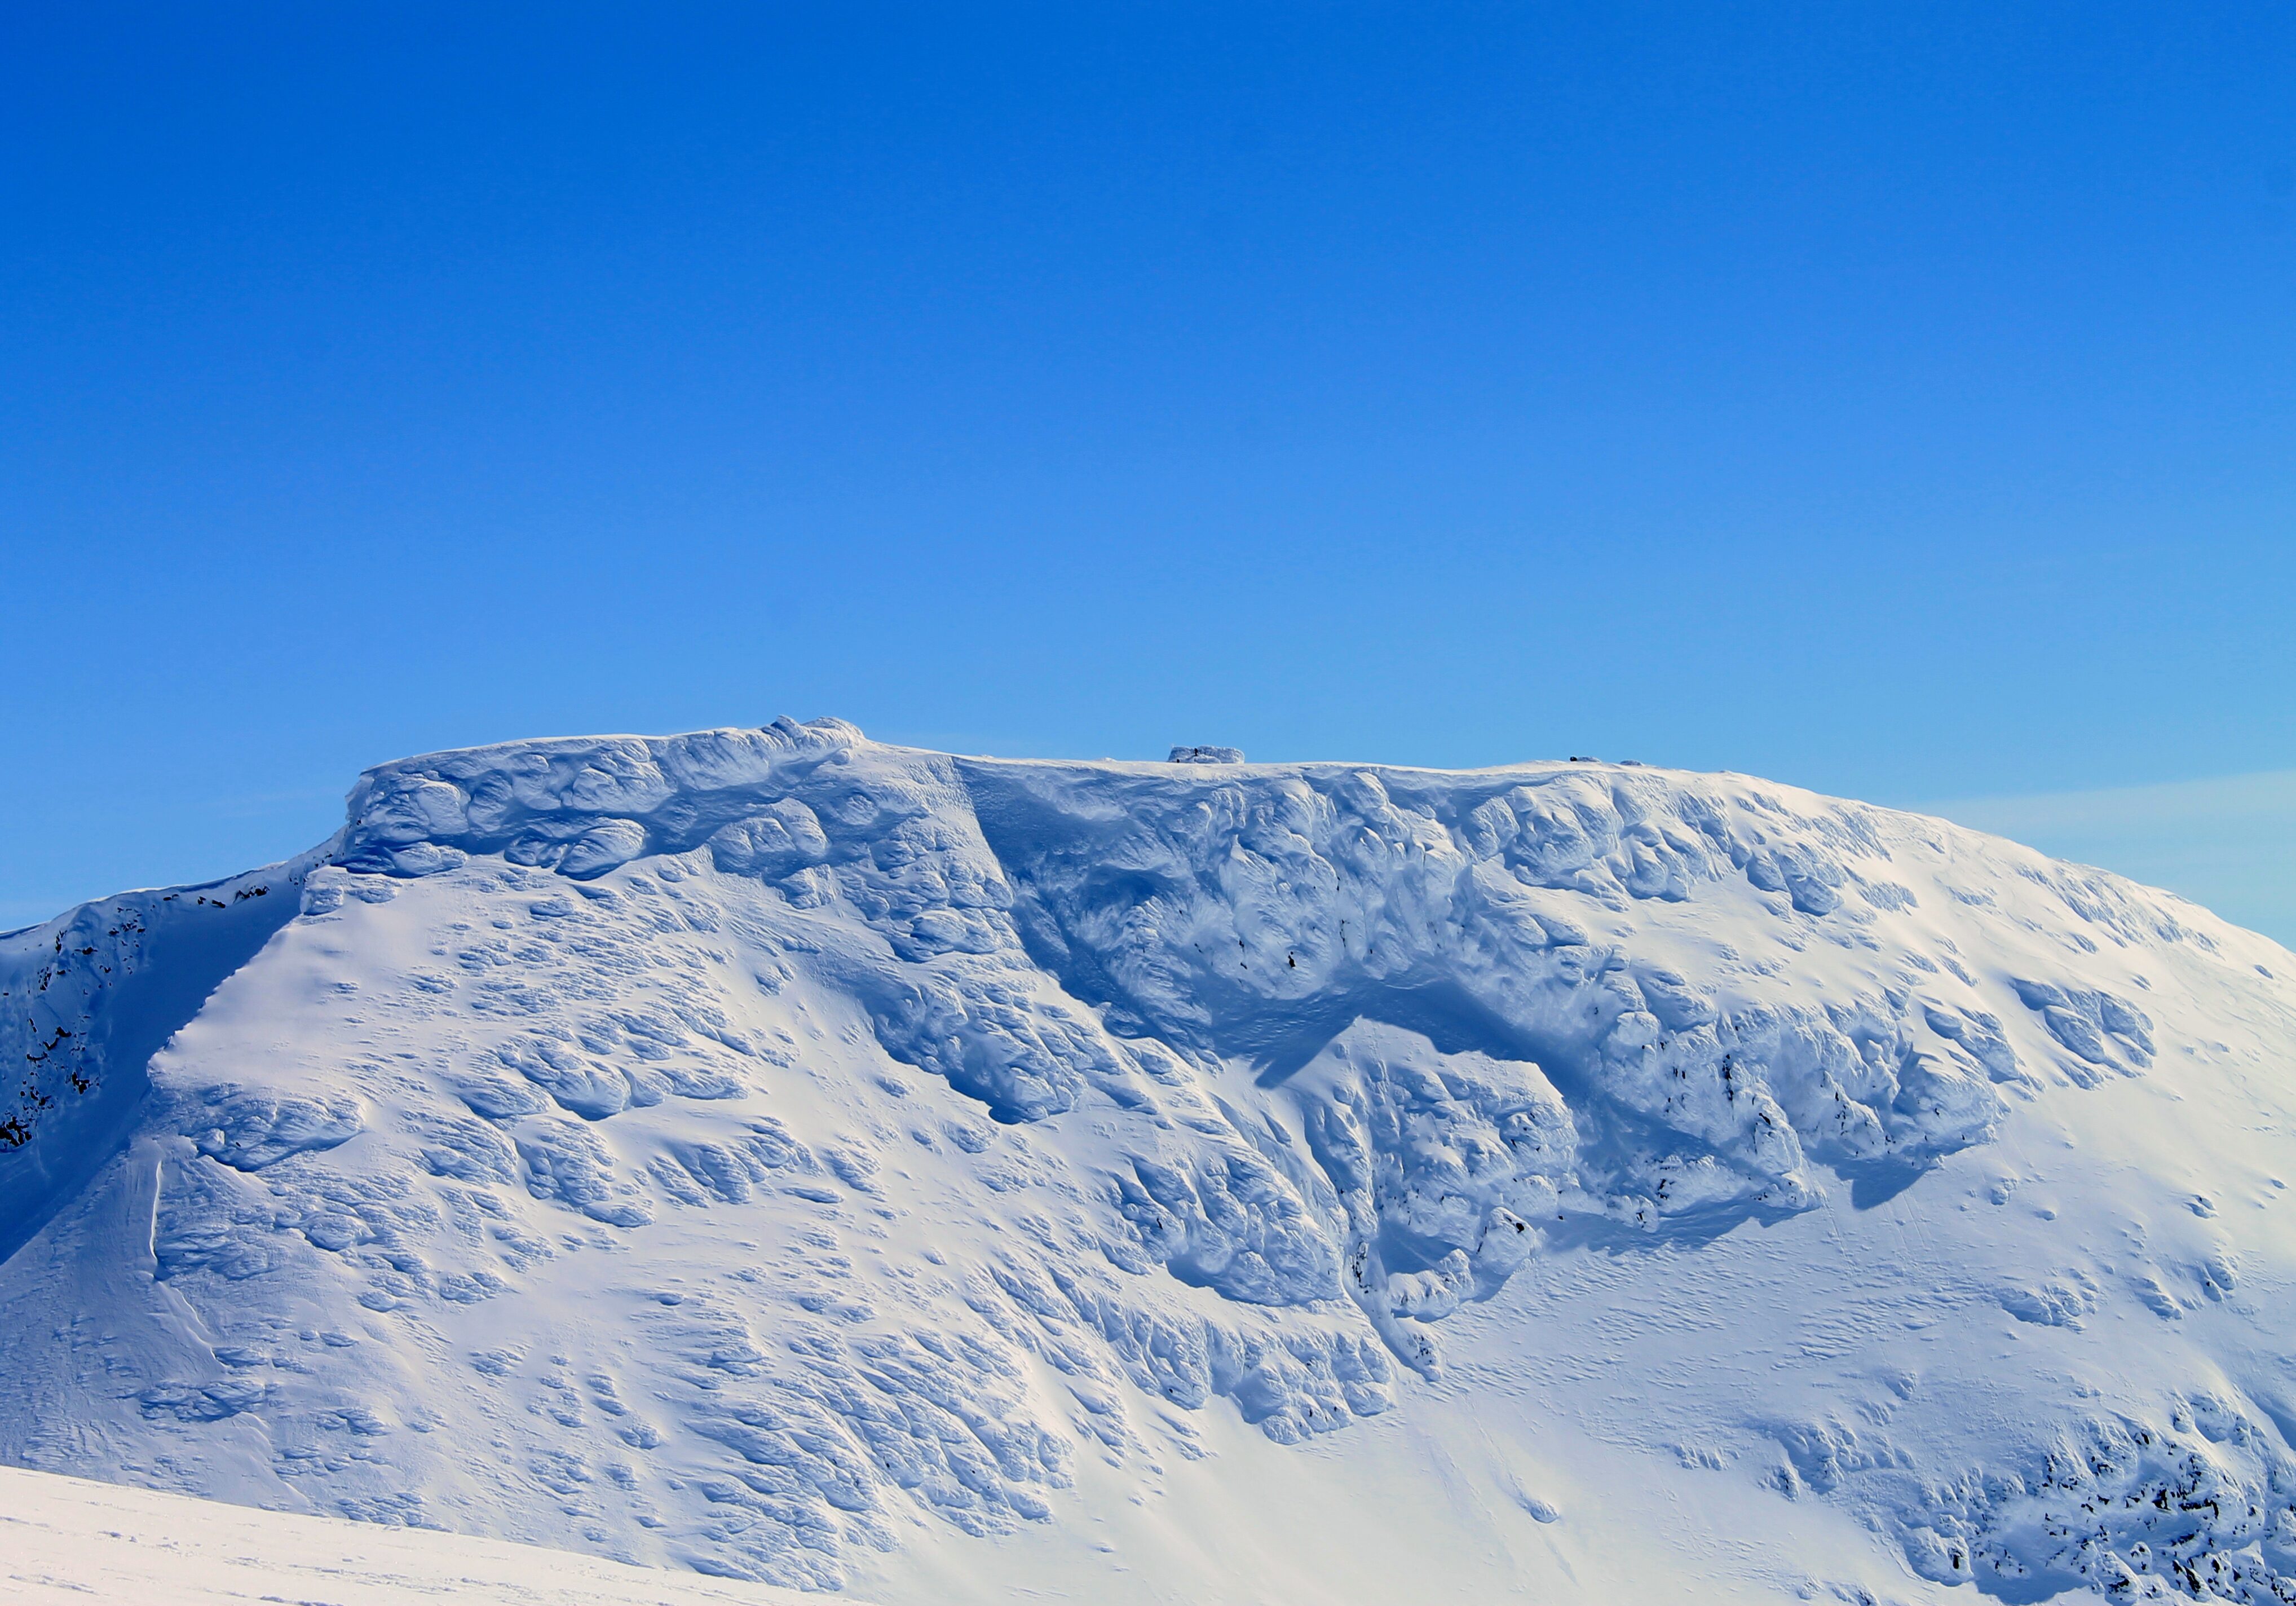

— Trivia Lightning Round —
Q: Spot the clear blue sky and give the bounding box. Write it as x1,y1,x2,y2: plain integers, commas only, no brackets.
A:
6,5,2293,942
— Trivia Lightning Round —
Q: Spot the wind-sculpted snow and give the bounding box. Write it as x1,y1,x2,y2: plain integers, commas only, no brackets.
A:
971,758,2021,1222
3,720,2295,1603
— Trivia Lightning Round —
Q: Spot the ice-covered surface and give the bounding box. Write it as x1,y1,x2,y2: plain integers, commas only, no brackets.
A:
5,718,2296,1603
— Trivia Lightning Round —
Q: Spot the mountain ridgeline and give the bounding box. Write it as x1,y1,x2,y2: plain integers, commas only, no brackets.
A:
4,721,2293,1603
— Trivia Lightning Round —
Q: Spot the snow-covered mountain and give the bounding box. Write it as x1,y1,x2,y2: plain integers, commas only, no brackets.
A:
6,720,2295,1603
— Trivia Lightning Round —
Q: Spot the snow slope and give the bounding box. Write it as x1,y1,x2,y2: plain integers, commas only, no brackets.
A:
5,718,2296,1603
0,1461,837,1606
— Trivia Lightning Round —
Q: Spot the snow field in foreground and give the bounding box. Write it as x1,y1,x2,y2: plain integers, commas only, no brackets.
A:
0,1462,838,1606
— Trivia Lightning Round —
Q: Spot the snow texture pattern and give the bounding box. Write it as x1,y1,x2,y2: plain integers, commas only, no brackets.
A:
4,719,2295,1602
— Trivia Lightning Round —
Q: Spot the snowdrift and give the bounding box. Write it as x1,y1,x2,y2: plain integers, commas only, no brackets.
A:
5,720,2294,1603
0,1461,834,1606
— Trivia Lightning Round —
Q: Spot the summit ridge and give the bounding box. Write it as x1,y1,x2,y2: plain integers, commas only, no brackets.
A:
3,721,2293,1603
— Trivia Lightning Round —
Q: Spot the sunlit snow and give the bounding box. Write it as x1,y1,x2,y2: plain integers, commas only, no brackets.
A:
5,720,2294,1603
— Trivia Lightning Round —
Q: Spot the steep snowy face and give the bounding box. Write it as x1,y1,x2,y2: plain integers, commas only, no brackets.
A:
4,721,2294,1603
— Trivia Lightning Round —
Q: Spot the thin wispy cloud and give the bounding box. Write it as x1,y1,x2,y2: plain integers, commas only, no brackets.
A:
1919,770,2296,951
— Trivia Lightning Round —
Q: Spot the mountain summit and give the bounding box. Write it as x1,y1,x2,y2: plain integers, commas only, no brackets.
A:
5,721,2293,1603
